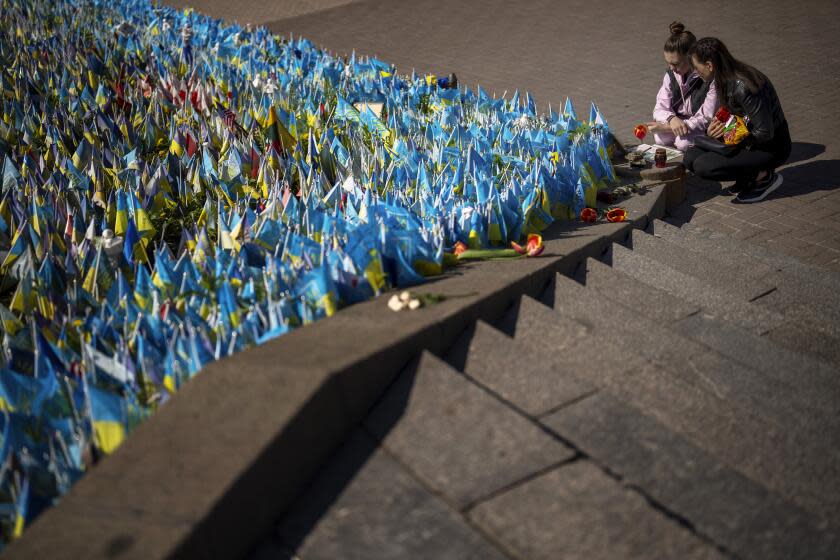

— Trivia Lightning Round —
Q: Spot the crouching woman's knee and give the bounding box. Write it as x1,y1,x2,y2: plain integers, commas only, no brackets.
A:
683,149,717,179
682,146,702,173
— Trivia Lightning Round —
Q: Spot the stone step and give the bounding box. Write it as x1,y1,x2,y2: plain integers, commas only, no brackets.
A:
652,219,840,366
542,392,840,559
626,228,776,302
652,218,840,314
578,257,840,414
500,290,840,521
673,311,840,402
262,430,508,560
574,257,700,324
545,272,839,435
677,219,840,292
363,351,574,510
494,294,646,392
444,320,595,418
469,459,724,560
764,305,840,368
608,242,784,335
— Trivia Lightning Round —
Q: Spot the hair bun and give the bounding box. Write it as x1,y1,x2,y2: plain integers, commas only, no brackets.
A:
669,21,686,35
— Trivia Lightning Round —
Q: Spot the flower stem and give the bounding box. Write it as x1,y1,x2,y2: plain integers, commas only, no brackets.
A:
456,248,524,260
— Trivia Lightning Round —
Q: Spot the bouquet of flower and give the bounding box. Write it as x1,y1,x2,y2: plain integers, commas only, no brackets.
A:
715,107,750,145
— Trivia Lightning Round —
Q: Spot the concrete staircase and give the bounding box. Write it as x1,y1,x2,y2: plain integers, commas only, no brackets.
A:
255,220,840,559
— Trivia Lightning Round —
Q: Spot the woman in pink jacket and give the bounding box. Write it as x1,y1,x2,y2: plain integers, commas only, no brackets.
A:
647,22,718,151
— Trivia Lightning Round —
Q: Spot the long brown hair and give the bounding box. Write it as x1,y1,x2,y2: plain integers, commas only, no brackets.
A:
689,37,765,105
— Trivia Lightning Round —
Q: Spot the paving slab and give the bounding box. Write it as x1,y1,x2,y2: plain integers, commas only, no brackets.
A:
608,243,784,335
575,257,700,324
165,0,359,26
627,228,777,301
364,351,574,510
542,392,840,560
445,320,594,417
469,460,723,560
262,430,506,560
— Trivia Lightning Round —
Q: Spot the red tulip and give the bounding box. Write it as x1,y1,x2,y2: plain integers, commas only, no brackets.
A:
633,124,648,140
580,207,597,223
606,208,628,223
512,234,545,256
715,106,731,123
453,241,468,256
525,234,545,256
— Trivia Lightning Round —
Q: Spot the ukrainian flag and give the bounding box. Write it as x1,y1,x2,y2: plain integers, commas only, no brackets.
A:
265,106,296,154
72,137,93,170
12,475,29,540
88,385,127,455
0,303,23,336
122,217,146,265
169,127,185,158
128,191,155,240
114,191,128,236
0,223,27,272
134,265,153,309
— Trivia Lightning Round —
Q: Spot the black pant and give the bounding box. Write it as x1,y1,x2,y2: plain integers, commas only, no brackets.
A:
683,120,791,184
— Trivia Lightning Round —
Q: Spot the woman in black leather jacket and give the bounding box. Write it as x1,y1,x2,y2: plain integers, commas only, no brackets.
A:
682,37,791,203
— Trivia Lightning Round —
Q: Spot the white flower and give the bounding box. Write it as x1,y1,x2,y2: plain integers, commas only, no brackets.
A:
408,298,422,310
399,290,411,303
388,295,406,311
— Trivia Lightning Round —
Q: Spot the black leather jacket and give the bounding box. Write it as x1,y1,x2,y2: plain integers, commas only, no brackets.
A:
724,72,786,145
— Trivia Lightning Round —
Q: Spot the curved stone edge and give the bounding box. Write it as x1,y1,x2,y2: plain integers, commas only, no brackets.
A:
5,184,666,560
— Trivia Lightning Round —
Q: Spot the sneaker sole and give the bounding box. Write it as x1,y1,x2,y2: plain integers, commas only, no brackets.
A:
734,174,783,203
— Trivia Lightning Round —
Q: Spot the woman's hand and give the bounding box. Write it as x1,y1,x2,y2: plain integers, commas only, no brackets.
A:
644,121,664,133
669,116,689,137
645,121,662,132
707,118,725,139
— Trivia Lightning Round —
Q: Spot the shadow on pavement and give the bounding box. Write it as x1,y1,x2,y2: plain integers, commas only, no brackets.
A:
777,158,840,192
252,359,421,559
669,142,837,223
785,142,826,166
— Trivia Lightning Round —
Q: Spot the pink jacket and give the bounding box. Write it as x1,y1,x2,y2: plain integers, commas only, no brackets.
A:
653,71,718,131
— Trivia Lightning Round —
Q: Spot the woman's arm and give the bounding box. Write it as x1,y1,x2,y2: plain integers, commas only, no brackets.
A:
652,74,674,123
685,81,718,132
735,81,774,143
